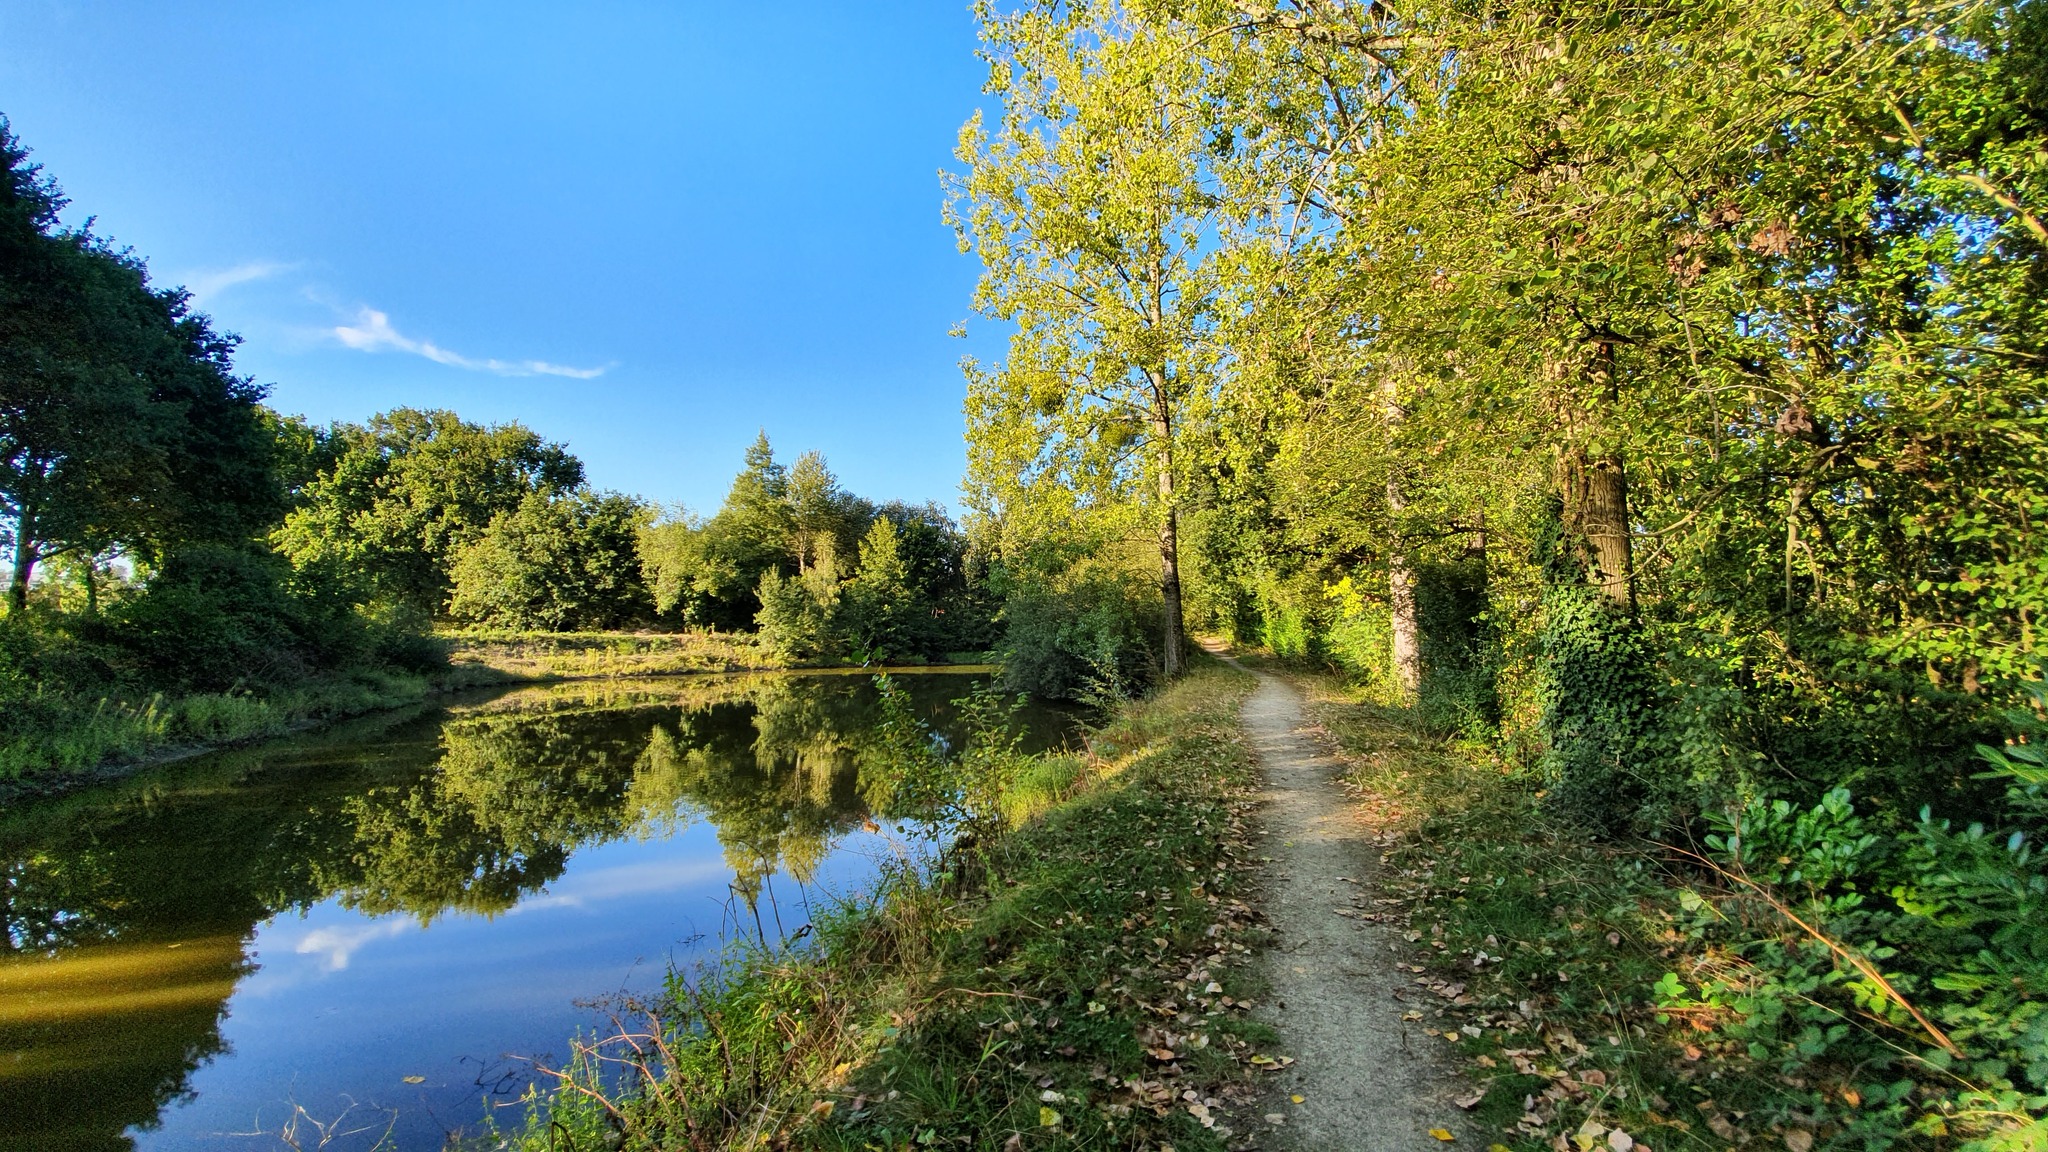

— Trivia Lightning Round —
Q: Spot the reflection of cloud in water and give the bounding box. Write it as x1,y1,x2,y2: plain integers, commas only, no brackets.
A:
508,857,734,914
294,918,415,971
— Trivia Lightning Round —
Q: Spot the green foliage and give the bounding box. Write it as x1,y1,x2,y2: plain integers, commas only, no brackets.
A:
840,517,918,660
956,0,2047,1142
994,558,1158,702
1536,508,1673,829
756,560,844,663
273,407,583,617
447,489,652,631
1414,559,1500,739
1304,671,2048,1152
1,118,281,614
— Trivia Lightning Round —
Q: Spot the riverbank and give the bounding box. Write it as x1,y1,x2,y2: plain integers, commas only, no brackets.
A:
0,664,514,805
444,627,1003,680
1,626,999,805
509,659,1295,1150
442,627,785,680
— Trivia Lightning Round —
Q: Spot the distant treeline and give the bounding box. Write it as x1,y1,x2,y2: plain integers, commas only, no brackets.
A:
274,412,997,661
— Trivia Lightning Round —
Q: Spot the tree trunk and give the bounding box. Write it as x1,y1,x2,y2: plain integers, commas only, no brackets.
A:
1160,499,1184,679
8,508,34,617
1562,344,1634,610
1382,372,1421,699
1147,368,1184,679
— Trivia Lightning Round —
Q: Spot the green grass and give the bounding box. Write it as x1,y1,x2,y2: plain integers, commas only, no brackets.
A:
501,660,1287,1151
0,668,483,788
442,626,784,681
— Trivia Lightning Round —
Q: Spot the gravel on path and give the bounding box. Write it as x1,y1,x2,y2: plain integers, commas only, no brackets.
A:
1213,649,1470,1151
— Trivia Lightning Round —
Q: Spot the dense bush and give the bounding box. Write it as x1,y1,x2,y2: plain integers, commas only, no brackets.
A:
995,561,1158,702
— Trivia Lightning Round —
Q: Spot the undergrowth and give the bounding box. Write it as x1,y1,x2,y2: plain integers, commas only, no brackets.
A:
494,659,1290,1151
1292,672,2047,1152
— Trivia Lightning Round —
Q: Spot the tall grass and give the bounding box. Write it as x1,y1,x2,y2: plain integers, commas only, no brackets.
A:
442,627,783,681
0,671,437,783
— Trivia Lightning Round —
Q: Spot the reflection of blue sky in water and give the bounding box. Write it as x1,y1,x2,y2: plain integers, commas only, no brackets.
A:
152,823,915,1150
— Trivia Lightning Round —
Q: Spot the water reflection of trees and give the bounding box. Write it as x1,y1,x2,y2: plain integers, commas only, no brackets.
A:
0,673,1001,1152
0,674,976,946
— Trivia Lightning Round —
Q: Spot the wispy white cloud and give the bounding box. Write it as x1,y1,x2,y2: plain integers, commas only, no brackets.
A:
184,260,295,303
293,917,414,972
331,306,610,379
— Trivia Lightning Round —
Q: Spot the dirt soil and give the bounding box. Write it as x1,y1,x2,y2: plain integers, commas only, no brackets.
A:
1214,648,1471,1151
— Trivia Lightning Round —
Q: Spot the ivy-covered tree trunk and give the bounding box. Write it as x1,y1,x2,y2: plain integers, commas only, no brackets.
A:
1560,344,1634,611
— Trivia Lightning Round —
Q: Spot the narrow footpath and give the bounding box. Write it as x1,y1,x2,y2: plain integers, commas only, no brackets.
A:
1209,646,1468,1151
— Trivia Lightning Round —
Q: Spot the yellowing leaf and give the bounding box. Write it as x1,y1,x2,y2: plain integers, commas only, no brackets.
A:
1430,1128,1456,1142
1039,1106,1062,1128
1290,1094,1305,1104
401,1075,425,1084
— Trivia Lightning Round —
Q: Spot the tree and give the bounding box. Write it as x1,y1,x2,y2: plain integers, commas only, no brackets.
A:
786,450,872,575
952,3,1223,679
0,120,276,614
274,408,582,616
638,504,709,622
447,490,652,631
841,516,918,660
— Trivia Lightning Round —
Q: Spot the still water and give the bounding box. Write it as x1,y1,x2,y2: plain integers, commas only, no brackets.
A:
0,670,1076,1151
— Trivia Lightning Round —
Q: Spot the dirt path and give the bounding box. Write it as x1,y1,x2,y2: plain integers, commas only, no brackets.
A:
1214,649,1467,1150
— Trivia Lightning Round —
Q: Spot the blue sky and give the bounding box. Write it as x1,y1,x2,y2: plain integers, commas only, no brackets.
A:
0,2,999,513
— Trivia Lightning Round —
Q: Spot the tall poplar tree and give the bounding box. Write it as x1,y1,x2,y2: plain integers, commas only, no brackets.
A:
951,2,1221,678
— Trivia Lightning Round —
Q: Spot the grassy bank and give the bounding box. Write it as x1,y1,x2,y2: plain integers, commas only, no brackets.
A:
1284,670,2045,1152
0,665,509,797
504,660,1298,1150
443,627,785,681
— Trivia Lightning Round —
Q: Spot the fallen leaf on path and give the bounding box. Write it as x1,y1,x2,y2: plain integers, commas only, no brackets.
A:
1456,1093,1484,1109
1430,1128,1456,1141
1290,1094,1305,1104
